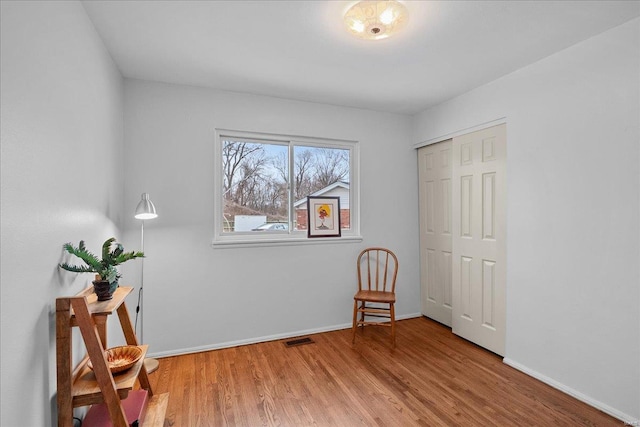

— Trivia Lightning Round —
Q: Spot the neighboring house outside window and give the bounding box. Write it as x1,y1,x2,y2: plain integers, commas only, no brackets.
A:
294,181,351,230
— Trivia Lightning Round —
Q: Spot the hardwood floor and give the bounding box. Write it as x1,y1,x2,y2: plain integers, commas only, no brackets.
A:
147,317,621,426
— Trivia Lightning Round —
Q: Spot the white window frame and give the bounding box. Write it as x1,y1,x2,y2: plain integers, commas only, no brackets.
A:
213,129,362,248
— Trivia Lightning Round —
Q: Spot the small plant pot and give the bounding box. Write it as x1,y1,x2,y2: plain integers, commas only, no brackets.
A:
93,279,114,301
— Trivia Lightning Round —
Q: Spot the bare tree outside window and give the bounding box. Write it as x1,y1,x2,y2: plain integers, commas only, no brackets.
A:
295,146,349,196
222,140,288,231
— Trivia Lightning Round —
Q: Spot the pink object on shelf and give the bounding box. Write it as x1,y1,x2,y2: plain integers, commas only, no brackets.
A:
83,389,148,427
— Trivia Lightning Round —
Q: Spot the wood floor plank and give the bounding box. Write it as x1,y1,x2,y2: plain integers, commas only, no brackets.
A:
147,317,621,426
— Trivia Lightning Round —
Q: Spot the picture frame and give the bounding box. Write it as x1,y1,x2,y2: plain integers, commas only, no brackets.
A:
307,196,341,238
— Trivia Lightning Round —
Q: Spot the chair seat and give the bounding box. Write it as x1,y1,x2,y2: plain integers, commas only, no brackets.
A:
354,290,395,303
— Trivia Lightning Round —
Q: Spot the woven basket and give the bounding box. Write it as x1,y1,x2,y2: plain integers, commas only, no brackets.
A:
88,345,143,374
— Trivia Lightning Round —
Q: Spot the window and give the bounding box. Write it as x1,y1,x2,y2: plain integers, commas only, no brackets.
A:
214,129,360,246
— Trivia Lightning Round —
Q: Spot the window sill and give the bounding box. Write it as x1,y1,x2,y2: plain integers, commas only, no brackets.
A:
211,235,363,249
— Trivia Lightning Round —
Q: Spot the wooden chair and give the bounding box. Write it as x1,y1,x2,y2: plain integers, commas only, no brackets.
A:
352,247,399,348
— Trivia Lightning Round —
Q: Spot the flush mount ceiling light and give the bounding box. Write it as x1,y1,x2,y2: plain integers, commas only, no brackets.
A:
344,0,409,40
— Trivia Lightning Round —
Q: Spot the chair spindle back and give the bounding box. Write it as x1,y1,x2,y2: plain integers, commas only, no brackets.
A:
357,247,398,293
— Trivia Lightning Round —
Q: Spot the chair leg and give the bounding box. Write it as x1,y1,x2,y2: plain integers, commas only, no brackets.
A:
352,300,358,344
390,303,396,349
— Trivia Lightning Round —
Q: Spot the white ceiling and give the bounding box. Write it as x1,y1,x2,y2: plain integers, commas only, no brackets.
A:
81,1,639,115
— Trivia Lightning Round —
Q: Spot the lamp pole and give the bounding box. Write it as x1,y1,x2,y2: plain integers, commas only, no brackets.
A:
139,218,145,343
134,193,159,374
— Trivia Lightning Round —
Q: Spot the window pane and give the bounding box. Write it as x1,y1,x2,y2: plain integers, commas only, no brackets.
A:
222,139,289,232
292,146,350,231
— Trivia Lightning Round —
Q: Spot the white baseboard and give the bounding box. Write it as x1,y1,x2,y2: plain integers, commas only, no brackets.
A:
503,358,639,425
149,312,422,359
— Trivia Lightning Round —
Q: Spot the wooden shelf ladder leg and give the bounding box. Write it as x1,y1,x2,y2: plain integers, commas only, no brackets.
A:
71,297,129,427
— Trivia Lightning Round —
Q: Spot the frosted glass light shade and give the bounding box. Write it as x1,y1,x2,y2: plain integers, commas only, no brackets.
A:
344,0,409,40
134,193,158,220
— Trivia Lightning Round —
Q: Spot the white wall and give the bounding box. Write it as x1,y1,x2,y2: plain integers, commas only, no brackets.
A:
0,2,124,426
412,18,640,422
120,79,420,356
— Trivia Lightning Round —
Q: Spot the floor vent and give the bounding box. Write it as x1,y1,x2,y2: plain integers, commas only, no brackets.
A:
284,337,314,347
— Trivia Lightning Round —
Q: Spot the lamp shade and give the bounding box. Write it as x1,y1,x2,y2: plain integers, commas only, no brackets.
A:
344,0,409,40
134,193,158,220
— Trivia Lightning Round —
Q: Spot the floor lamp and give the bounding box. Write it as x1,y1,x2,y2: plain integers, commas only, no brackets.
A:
134,192,160,374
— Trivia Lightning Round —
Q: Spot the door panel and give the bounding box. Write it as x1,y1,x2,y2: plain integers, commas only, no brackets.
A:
451,124,506,356
418,141,453,326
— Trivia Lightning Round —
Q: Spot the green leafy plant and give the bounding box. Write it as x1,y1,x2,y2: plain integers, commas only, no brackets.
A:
59,237,144,285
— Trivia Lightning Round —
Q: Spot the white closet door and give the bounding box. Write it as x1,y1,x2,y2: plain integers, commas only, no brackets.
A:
451,124,506,356
418,140,453,326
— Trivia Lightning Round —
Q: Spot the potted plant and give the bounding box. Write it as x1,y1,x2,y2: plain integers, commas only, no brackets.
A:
59,237,144,301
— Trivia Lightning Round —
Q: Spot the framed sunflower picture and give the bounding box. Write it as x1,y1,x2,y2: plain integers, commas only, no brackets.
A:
307,196,341,238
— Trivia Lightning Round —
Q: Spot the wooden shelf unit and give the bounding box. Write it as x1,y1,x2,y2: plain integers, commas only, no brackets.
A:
56,286,168,427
